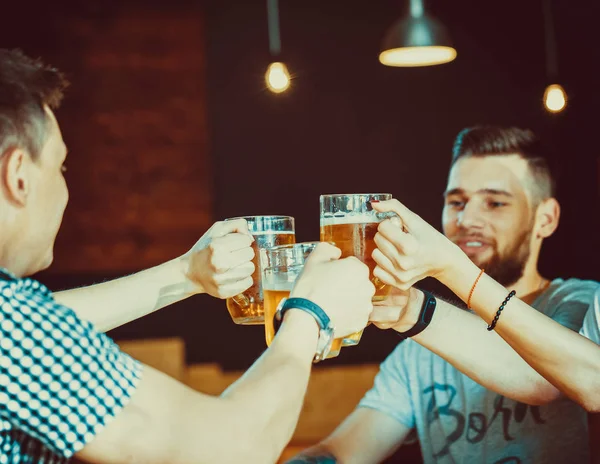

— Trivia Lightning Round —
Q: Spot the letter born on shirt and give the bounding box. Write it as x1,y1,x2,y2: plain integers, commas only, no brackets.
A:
423,383,545,460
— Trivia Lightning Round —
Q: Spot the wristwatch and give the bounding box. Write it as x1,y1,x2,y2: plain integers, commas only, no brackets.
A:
395,290,437,338
274,297,335,362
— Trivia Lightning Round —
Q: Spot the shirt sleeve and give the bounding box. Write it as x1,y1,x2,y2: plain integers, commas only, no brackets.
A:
546,279,600,332
358,340,416,429
579,288,600,344
0,279,143,458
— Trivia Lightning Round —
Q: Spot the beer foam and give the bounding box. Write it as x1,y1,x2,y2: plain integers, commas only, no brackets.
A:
251,230,295,236
320,213,380,226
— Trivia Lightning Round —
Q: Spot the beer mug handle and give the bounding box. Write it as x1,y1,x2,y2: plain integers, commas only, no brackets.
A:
372,276,388,292
231,293,250,309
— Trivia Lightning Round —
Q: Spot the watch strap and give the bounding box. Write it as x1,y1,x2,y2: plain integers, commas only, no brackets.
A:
396,290,437,338
276,297,331,330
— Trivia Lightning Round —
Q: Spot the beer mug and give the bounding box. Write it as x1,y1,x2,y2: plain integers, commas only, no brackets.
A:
225,215,295,325
320,193,393,345
261,242,343,359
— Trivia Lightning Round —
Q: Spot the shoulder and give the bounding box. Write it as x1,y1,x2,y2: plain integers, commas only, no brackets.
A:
536,278,600,329
580,288,600,343
546,278,600,300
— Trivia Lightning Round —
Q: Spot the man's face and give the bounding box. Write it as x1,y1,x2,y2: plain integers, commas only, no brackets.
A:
442,155,536,287
24,108,69,274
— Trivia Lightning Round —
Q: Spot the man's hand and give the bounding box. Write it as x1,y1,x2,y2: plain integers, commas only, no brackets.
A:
369,287,424,332
182,219,255,298
371,199,464,290
291,243,375,338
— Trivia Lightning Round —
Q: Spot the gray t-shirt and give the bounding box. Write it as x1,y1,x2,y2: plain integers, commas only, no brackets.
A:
359,278,599,464
580,288,600,344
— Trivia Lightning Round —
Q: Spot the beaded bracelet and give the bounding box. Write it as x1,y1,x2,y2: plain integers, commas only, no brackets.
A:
487,290,516,331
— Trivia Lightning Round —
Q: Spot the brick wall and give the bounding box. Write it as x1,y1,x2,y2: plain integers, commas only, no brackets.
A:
47,5,212,274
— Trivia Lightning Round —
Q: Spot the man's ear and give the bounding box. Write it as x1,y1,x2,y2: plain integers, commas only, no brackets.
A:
535,197,560,239
1,148,31,207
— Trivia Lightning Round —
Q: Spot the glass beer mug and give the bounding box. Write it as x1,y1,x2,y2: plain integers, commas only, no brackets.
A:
225,215,295,324
261,242,343,359
320,193,393,345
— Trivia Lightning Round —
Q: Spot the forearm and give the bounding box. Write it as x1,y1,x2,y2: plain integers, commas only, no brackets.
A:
77,314,318,464
220,311,319,462
54,258,197,332
404,290,559,404
441,255,600,411
285,407,408,464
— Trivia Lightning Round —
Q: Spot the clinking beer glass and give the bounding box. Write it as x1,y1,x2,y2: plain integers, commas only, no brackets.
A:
261,242,343,359
225,215,295,325
320,193,393,346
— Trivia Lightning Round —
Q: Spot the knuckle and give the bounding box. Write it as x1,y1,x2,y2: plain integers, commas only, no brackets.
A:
247,261,256,275
367,281,376,295
215,288,228,299
242,276,253,290
397,282,410,291
360,262,371,277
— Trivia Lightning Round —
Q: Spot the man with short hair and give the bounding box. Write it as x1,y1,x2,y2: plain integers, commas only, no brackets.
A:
0,48,375,463
291,126,598,463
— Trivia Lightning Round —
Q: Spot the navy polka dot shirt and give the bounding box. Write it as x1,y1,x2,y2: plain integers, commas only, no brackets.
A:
0,269,143,462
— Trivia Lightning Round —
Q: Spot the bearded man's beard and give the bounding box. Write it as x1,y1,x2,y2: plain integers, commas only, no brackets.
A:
475,227,532,287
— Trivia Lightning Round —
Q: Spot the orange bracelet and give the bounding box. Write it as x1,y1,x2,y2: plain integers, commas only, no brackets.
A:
467,268,485,309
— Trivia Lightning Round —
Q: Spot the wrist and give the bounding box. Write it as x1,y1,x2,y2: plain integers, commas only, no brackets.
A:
272,309,320,362
177,254,205,295
437,246,480,292
392,288,424,333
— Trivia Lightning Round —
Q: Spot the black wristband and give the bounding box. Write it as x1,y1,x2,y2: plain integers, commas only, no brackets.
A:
396,290,437,338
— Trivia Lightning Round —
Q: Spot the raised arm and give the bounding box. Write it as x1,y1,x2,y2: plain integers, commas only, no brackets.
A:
370,287,561,405
439,258,600,412
3,243,374,463
370,199,600,412
77,312,325,463
54,219,255,332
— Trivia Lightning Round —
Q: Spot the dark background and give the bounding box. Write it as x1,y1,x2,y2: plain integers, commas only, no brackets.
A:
2,0,598,370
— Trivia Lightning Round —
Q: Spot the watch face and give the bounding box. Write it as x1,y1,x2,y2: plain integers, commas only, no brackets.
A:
276,297,288,314
314,327,335,363
274,297,288,324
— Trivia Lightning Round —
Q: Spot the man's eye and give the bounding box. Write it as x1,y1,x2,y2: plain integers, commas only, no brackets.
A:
447,200,464,208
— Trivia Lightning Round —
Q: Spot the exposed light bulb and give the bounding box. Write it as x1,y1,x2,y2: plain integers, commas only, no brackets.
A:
544,83,567,113
265,62,290,93
379,46,457,67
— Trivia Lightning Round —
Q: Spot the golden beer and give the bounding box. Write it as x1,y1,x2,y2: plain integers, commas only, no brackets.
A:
319,221,389,301
263,288,342,359
320,194,393,346
225,216,295,325
262,242,344,360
